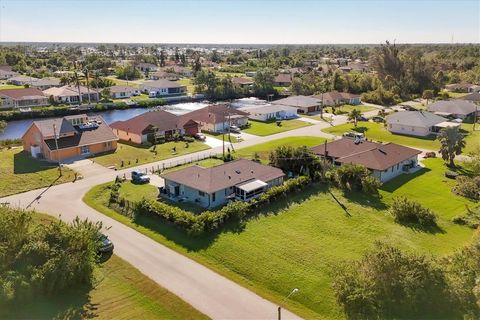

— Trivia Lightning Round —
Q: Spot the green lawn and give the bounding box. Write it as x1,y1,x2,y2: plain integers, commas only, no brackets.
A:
234,136,328,162
0,84,23,89
105,76,142,88
0,148,76,198
323,121,479,152
161,157,224,174
176,78,195,94
84,157,475,319
323,104,376,114
243,119,311,136
90,141,211,169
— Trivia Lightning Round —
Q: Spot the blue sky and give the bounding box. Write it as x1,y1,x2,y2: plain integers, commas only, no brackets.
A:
0,0,479,44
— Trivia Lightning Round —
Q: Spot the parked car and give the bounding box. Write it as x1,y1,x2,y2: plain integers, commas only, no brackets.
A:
372,116,385,123
194,133,206,140
229,125,241,133
131,170,150,183
343,132,365,141
98,233,114,253
356,115,368,122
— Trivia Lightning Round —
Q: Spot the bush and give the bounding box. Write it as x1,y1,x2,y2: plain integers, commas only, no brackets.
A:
453,176,480,200
332,242,459,319
445,170,459,179
390,196,438,227
183,136,195,143
332,164,381,194
0,207,101,303
424,151,436,158
127,176,310,236
452,205,480,228
136,98,166,108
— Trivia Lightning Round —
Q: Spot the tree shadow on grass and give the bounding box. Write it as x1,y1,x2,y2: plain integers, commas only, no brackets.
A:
396,220,446,234
13,151,60,174
0,285,98,320
380,167,431,193
341,190,388,211
131,183,332,252
352,126,369,134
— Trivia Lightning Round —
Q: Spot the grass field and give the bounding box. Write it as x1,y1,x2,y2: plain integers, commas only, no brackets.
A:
105,76,142,88
84,157,475,319
323,121,480,152
323,104,376,114
0,147,76,198
243,119,311,136
90,141,211,169
234,136,328,162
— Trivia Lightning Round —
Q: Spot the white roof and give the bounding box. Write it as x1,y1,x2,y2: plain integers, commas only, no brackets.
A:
241,104,298,114
434,121,462,128
236,179,268,192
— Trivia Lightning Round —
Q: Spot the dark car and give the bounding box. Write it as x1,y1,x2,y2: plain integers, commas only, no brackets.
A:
98,234,114,253
357,115,368,122
131,170,150,183
372,116,385,123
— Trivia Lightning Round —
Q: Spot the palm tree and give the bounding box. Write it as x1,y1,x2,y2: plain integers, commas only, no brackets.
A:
348,109,362,127
438,126,466,167
60,74,75,86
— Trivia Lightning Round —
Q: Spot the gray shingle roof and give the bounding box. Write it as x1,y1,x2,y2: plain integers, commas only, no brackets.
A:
386,111,446,127
427,100,477,116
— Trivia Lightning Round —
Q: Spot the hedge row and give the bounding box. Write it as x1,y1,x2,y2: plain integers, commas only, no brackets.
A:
113,176,310,236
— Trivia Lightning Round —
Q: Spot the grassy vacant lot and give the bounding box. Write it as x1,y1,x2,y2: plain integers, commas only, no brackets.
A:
323,104,376,114
0,147,76,197
84,158,475,319
323,121,480,152
243,119,311,136
234,136,327,162
161,158,224,174
90,141,211,169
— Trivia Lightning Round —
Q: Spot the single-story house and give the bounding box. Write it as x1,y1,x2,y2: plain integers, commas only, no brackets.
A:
43,85,100,104
386,111,460,136
459,92,480,103
245,71,257,77
0,69,19,80
311,138,421,182
272,95,322,113
149,71,180,81
427,100,478,119
313,91,362,106
232,77,254,88
239,104,298,122
110,109,199,144
140,80,187,97
7,75,39,86
274,73,292,86
22,114,118,162
0,88,49,109
28,78,61,90
136,63,158,72
166,66,193,77
183,104,249,132
445,83,480,93
160,159,285,208
109,85,140,99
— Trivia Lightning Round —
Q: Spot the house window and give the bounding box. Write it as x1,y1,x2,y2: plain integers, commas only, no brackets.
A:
80,145,90,154
198,191,205,196
391,167,394,172
212,192,216,202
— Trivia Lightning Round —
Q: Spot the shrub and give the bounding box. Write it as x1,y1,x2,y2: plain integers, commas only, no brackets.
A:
453,176,480,200
390,196,437,227
332,164,381,194
126,176,310,236
183,136,195,143
452,205,480,228
445,170,459,179
136,98,166,108
424,151,436,158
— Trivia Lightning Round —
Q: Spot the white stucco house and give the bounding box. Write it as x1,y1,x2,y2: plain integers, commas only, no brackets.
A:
240,104,298,122
160,159,285,208
139,79,186,97
109,85,140,99
385,111,460,137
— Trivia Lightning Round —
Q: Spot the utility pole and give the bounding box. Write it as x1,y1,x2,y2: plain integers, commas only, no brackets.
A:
53,124,62,176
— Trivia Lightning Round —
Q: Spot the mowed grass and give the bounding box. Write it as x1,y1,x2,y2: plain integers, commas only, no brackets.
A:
243,119,311,136
90,141,211,169
0,84,24,89
234,136,328,162
323,104,376,114
323,121,479,152
84,157,475,319
0,148,76,197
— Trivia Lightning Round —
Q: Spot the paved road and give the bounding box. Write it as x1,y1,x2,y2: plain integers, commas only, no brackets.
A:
3,124,339,319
